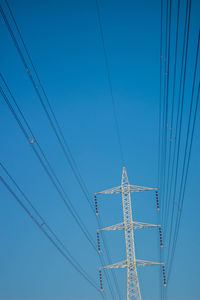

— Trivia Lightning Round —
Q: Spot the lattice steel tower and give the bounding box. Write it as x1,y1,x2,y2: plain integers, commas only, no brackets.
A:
96,167,164,300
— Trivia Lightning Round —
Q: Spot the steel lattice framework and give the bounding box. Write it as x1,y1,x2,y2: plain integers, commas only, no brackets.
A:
97,167,163,300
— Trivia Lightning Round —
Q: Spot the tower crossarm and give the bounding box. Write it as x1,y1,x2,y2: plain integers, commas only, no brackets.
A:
97,185,157,195
98,221,160,231
136,259,163,267
128,185,157,193
132,221,159,229
101,260,128,269
101,259,163,270
96,185,122,195
98,222,125,231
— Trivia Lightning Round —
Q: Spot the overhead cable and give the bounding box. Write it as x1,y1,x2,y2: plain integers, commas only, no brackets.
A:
95,0,124,167
0,166,101,294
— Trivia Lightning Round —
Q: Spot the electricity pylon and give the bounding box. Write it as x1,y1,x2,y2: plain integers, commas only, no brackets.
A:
96,167,163,300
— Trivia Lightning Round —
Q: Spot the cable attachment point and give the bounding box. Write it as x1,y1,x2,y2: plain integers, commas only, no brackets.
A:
94,194,99,216
99,269,103,292
29,138,35,146
26,68,30,75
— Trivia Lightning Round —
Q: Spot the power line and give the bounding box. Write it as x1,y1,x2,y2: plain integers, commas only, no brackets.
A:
157,1,199,298
1,0,120,298
1,2,120,297
0,77,117,299
157,3,172,297
0,81,98,251
168,81,200,280
160,1,173,246
160,0,190,245
0,165,102,295
157,0,163,191
159,0,170,212
162,0,180,233
95,0,124,167
158,1,165,299
0,75,116,300
94,2,125,298
161,0,172,222
0,1,93,216
164,0,191,235
0,70,116,300
167,31,200,281
165,0,192,270
3,0,93,214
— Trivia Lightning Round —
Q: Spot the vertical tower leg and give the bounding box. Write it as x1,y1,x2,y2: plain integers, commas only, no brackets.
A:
121,167,141,300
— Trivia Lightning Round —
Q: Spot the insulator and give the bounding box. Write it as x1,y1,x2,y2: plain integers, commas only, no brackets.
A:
99,270,103,291
163,266,167,287
156,191,160,211
159,227,163,248
94,194,99,216
97,232,101,253
162,265,166,281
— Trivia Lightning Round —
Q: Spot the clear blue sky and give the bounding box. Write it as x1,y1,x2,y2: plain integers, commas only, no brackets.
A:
0,0,200,299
